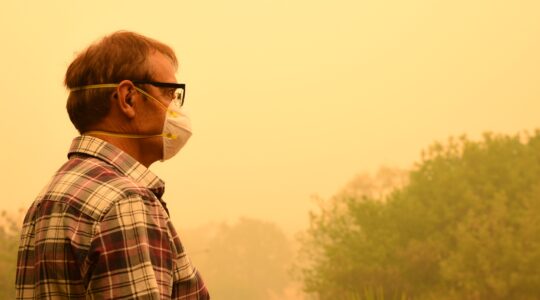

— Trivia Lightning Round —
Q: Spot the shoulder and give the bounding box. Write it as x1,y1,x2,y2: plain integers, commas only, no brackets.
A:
36,154,156,221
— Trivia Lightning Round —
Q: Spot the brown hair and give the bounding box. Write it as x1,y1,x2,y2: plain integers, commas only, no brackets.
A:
65,31,178,133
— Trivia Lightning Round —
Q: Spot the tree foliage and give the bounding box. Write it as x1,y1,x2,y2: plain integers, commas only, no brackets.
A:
299,131,540,300
184,218,294,300
0,210,22,299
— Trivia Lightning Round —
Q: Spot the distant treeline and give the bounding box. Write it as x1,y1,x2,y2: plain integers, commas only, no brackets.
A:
0,211,21,299
298,131,540,300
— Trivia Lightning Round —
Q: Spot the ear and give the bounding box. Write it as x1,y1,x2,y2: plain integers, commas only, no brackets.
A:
114,80,137,119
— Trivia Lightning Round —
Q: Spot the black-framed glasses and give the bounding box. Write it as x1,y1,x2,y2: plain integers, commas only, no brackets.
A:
132,81,186,106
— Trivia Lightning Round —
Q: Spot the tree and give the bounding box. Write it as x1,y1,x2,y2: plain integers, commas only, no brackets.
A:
0,210,22,299
299,131,540,299
186,218,294,300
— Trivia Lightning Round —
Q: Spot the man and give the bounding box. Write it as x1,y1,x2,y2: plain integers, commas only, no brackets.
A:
16,31,209,299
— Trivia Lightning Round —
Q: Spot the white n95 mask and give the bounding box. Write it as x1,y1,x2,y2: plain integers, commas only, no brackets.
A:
160,104,192,161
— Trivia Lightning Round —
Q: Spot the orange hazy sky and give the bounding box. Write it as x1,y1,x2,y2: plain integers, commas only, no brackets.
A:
1,0,539,232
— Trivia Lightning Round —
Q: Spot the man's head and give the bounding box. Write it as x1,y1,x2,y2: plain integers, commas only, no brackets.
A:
65,31,178,133
65,31,191,166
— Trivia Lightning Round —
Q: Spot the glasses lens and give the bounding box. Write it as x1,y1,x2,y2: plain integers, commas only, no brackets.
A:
176,89,185,106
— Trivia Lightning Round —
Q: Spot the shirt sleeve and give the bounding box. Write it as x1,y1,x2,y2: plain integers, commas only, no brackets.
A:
86,194,174,299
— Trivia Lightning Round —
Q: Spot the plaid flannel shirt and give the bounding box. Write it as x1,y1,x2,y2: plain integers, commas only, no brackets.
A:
16,135,209,299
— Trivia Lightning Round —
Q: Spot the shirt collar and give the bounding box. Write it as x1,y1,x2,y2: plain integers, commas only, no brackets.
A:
68,135,165,198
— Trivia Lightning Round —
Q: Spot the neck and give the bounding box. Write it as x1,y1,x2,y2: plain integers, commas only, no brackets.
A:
86,133,162,167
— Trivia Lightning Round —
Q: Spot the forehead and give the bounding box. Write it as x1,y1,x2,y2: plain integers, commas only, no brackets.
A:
148,51,177,82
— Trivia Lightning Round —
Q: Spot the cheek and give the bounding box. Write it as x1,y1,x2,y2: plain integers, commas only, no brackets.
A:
138,108,166,132
159,113,168,130
152,110,167,131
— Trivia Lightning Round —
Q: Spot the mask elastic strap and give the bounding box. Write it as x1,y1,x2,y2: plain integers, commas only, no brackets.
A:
70,84,119,91
133,87,169,111
85,131,178,139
